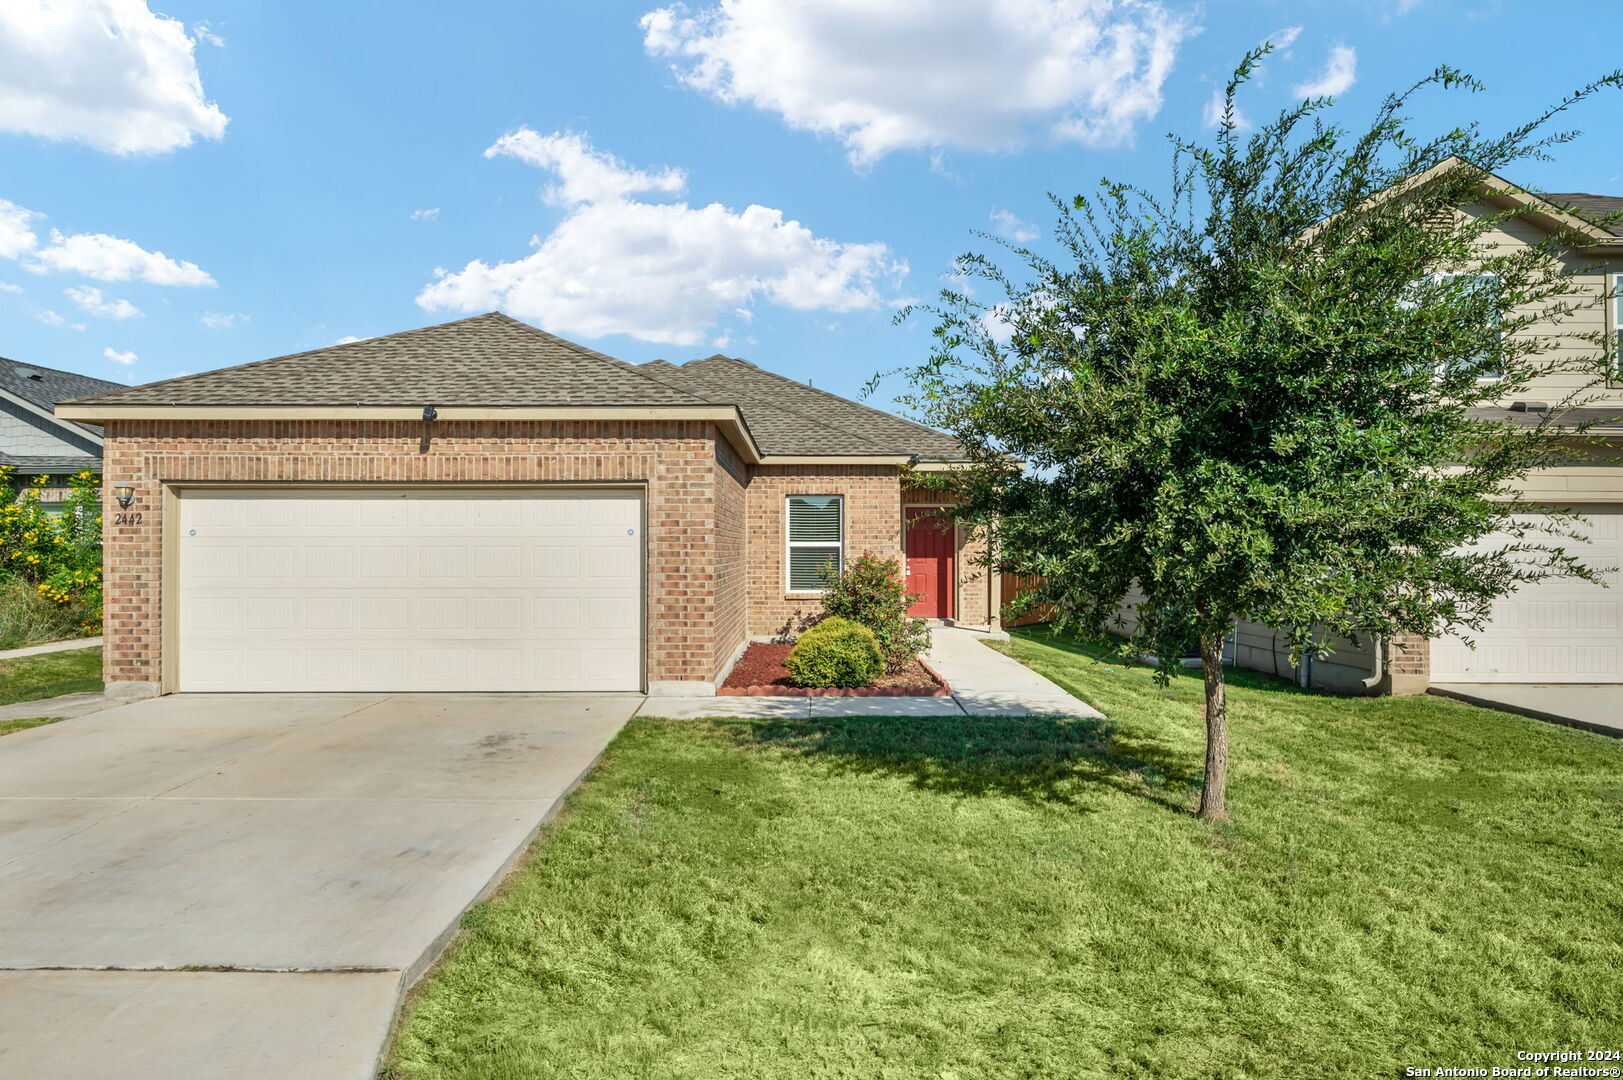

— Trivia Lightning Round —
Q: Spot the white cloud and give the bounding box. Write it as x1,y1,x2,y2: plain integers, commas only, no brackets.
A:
1202,87,1249,130
0,281,21,294
194,23,225,48
1,198,212,287
103,346,137,366
485,129,686,206
1266,25,1302,50
26,229,214,286
641,0,1193,166
990,208,1038,243
0,199,38,259
0,0,228,154
409,207,440,222
333,335,366,345
35,309,84,331
200,311,247,329
419,131,904,346
64,284,140,319
1293,45,1357,99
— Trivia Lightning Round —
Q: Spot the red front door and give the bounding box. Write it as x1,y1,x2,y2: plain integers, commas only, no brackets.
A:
905,508,953,619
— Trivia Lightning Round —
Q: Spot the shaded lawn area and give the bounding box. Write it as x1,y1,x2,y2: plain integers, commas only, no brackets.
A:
387,627,1623,1079
0,647,101,707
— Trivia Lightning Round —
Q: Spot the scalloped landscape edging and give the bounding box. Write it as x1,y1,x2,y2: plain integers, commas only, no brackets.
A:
718,658,952,697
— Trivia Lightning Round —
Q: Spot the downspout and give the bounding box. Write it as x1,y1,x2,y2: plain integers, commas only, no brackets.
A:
1361,633,1386,694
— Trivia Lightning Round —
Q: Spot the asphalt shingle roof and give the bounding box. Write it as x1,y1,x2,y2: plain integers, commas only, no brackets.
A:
1543,192,1623,237
0,454,102,473
67,314,717,409
64,313,967,459
643,355,965,458
0,358,122,415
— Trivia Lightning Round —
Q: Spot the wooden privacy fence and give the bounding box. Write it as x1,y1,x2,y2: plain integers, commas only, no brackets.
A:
999,574,1054,627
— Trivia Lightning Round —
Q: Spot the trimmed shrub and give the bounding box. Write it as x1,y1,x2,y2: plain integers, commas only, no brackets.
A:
818,551,931,672
786,617,884,688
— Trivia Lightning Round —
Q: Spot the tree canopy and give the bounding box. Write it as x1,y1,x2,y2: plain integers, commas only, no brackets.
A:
894,51,1622,819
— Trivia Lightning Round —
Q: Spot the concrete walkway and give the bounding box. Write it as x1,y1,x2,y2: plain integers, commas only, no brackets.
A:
1430,683,1622,738
0,691,639,1079
0,636,101,662
639,626,1101,719
0,692,118,724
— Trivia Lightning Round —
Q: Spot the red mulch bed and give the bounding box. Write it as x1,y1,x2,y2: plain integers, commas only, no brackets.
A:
719,641,951,697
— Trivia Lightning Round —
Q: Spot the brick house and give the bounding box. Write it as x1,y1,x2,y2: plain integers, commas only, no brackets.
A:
57,313,988,698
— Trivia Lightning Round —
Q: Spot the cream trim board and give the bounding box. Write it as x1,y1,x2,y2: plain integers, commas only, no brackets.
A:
58,403,744,422
760,455,912,466
1299,156,1620,249
59,403,765,465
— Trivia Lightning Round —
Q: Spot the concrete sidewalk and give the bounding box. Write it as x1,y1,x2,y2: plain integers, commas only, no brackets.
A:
0,636,101,662
639,627,1101,719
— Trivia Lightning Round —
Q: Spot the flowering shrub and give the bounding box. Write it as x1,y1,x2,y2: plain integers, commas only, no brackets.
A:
817,551,931,673
0,466,102,637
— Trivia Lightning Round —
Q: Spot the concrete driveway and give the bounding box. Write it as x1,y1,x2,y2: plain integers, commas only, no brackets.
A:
0,692,639,1079
1430,683,1622,737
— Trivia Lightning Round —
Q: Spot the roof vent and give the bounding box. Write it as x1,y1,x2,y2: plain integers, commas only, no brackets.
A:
14,367,43,381
1509,401,1549,413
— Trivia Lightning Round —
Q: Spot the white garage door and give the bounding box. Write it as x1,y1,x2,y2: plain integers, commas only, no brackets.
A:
1432,504,1622,683
177,488,643,692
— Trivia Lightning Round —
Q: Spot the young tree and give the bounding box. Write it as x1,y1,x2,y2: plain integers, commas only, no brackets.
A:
895,51,1621,820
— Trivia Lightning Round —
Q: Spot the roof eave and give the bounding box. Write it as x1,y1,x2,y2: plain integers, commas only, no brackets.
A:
55,402,766,465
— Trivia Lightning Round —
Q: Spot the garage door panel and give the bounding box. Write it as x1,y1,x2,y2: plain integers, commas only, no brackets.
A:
178,490,644,692
1433,505,1622,683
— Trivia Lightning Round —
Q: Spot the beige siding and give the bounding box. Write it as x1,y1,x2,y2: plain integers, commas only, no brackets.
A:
1460,204,1622,408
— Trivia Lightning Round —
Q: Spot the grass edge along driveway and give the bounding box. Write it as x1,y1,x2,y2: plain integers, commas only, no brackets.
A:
386,627,1623,1080
0,646,101,708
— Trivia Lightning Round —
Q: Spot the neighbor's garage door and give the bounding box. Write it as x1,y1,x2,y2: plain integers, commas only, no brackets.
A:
177,489,642,692
1431,504,1622,683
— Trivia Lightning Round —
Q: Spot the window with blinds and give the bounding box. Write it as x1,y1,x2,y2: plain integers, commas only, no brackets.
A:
786,495,843,591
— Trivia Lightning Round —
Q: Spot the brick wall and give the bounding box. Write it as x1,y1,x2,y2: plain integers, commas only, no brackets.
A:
747,465,903,637
100,419,726,689
1384,632,1431,695
712,436,749,680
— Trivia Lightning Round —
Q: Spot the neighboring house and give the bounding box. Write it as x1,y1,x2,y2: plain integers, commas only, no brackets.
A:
0,358,123,510
1185,164,1623,695
57,313,985,697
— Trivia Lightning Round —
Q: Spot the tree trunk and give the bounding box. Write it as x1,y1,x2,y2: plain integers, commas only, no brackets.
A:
1198,634,1229,821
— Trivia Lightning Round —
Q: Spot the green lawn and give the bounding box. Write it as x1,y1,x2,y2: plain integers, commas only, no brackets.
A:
0,647,102,707
0,716,63,736
386,628,1623,1079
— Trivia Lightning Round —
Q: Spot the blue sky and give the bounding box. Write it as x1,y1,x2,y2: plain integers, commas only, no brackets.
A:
2,0,1620,410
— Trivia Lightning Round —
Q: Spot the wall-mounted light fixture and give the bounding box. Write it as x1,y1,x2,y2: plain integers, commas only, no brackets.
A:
113,482,135,509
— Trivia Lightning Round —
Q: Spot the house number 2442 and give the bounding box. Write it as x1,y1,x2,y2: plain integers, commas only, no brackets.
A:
113,512,143,526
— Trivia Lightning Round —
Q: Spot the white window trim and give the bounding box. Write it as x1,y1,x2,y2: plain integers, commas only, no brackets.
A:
1434,271,1504,383
785,494,843,593
1612,271,1622,381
